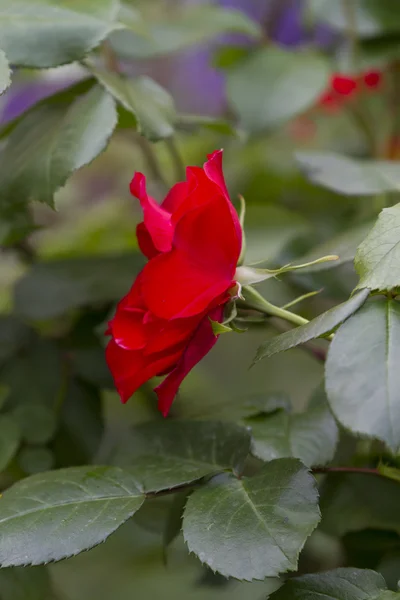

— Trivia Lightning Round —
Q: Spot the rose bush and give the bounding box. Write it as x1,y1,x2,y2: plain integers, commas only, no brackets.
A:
106,150,242,415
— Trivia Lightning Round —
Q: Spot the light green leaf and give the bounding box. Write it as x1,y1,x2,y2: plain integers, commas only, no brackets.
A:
109,420,251,492
183,459,320,581
326,298,400,453
0,415,21,472
355,203,400,292
270,567,390,600
0,466,144,567
110,4,261,59
244,395,338,467
89,66,175,141
307,0,400,37
296,222,373,273
0,85,117,210
0,0,121,68
0,566,54,600
0,49,11,95
226,47,330,133
252,289,370,365
14,253,143,320
296,152,400,196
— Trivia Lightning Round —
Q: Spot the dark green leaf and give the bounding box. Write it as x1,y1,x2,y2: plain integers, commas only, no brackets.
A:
269,567,389,600
109,420,251,492
244,395,338,467
0,317,30,365
14,253,143,320
89,66,175,141
12,405,57,445
0,85,117,210
252,289,369,365
0,0,120,68
71,346,114,389
0,566,54,600
0,466,144,566
326,298,400,453
0,415,21,472
110,4,261,59
355,203,400,292
0,338,63,410
54,379,104,467
163,490,189,552
183,459,320,581
0,49,11,94
307,0,400,37
320,474,400,538
296,152,400,196
226,47,330,133
18,447,55,475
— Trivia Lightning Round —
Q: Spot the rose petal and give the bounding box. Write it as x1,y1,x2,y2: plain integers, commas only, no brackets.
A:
155,307,223,416
130,172,173,253
106,339,184,404
141,195,239,319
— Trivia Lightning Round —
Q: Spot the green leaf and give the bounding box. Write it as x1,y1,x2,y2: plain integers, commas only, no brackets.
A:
163,490,190,553
54,379,104,467
183,459,320,581
0,338,63,410
296,152,400,196
14,253,143,320
12,405,57,445
320,473,400,537
0,415,21,472
326,298,400,453
89,66,175,141
252,289,370,365
18,447,55,475
176,114,238,137
0,566,54,600
0,317,30,365
0,0,120,68
0,49,11,95
236,256,338,285
269,567,390,600
307,0,400,37
355,203,400,292
0,84,117,210
110,4,261,59
109,420,251,492
226,47,330,133
0,466,144,567
244,395,338,467
296,222,373,273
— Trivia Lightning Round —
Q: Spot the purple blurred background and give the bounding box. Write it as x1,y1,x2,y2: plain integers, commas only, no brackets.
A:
0,0,335,123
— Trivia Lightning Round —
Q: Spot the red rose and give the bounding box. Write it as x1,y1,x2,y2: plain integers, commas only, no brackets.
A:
319,70,383,111
106,150,242,416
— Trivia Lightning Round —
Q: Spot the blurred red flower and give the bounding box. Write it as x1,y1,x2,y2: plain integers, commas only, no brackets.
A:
319,70,383,111
106,150,242,416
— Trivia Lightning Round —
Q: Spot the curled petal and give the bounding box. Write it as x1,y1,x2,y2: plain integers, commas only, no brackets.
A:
106,339,184,404
136,222,159,259
141,196,239,319
130,172,173,253
155,307,223,416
